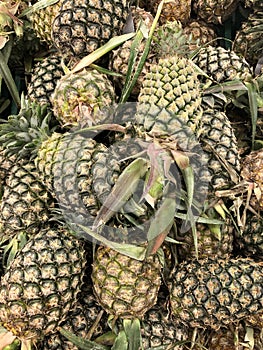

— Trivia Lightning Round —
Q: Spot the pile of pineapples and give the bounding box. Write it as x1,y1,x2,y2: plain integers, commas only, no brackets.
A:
0,0,263,349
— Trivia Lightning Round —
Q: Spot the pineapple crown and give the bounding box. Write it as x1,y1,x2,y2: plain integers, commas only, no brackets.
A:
153,20,197,58
0,97,56,159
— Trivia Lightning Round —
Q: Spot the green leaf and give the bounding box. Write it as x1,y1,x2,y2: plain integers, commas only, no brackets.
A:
59,328,109,350
146,197,176,255
123,319,142,350
77,224,147,260
245,81,258,149
0,50,20,108
93,158,148,229
111,330,128,350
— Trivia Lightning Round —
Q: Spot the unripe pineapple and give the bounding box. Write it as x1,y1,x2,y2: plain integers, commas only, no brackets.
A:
241,149,263,212
0,225,86,348
51,68,116,127
51,0,131,60
27,55,65,107
92,245,162,319
192,0,240,24
135,21,203,137
168,257,263,329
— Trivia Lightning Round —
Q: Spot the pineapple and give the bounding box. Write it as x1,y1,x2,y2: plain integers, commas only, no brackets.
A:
182,19,217,50
233,1,263,66
91,245,162,319
0,147,16,199
240,149,263,212
51,0,131,60
148,0,192,25
51,67,116,127
234,212,263,260
0,224,86,348
27,55,65,107
168,257,263,329
177,211,234,261
0,100,108,224
192,45,253,84
192,0,240,24
41,303,88,350
29,0,63,46
135,20,203,138
0,160,55,265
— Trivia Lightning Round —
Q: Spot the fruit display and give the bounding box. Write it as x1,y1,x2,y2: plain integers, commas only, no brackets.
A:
0,0,263,349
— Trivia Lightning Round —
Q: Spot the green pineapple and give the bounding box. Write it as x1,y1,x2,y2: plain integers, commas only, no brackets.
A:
0,224,86,348
91,245,162,319
51,0,131,60
51,68,116,127
192,0,240,24
168,257,263,329
135,20,203,137
27,55,65,107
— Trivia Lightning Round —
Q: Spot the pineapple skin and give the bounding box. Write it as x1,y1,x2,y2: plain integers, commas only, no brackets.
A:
0,225,86,342
92,246,162,319
51,0,131,60
168,257,263,329
51,68,115,127
27,55,65,107
148,0,192,25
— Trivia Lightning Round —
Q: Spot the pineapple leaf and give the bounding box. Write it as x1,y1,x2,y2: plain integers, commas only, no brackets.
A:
111,330,128,350
19,0,59,17
122,319,142,350
0,50,20,108
244,81,258,149
59,328,109,350
92,158,148,229
71,33,135,74
119,0,164,103
77,224,147,260
146,197,176,256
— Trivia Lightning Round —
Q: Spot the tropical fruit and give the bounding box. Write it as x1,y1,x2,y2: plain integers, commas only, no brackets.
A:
27,55,65,107
51,0,131,60
92,245,162,319
51,68,116,127
0,225,86,348
148,0,192,25
168,257,263,329
192,0,240,24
